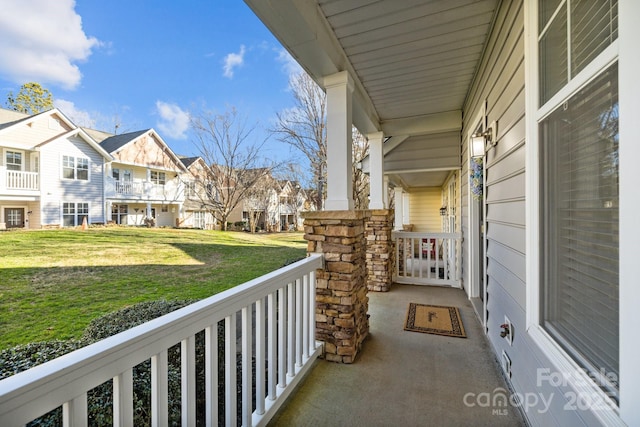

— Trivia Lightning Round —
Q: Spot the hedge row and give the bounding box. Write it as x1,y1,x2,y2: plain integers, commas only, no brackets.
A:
0,300,256,426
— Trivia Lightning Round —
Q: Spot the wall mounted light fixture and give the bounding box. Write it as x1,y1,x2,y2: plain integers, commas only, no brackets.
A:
470,121,498,158
440,207,447,216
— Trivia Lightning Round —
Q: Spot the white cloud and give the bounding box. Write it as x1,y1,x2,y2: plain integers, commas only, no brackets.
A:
54,99,96,128
222,45,246,78
0,0,99,90
156,101,190,140
276,48,302,78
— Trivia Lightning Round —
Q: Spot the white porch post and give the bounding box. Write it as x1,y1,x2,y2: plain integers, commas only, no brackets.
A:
367,131,385,209
393,187,404,230
324,71,354,211
383,176,389,208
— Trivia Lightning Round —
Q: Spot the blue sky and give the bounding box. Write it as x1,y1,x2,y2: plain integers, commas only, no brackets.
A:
0,0,303,161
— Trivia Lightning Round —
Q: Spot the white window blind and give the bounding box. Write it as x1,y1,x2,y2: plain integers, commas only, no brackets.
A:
538,0,618,105
541,63,618,388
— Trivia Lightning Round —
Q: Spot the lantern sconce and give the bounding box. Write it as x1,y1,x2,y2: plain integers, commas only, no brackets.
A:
470,121,498,159
440,206,448,216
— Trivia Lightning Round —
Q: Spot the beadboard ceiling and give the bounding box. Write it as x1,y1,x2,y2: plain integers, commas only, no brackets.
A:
245,0,499,189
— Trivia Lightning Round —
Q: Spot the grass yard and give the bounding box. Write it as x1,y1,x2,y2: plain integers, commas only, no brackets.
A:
0,228,307,350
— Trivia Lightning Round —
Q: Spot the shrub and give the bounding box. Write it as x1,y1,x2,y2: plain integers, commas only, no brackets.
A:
82,300,195,342
1,300,257,426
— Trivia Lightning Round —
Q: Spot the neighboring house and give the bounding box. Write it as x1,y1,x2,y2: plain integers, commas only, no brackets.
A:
273,180,312,231
178,156,216,229
246,1,638,426
242,176,314,232
0,108,112,229
85,128,187,227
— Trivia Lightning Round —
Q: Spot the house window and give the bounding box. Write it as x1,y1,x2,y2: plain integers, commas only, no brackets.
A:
539,0,618,105
62,155,90,181
62,202,89,227
6,151,22,171
185,181,196,197
113,168,132,182
150,171,166,185
538,0,619,394
112,204,128,225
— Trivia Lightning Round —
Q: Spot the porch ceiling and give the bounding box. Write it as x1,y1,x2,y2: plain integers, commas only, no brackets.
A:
244,0,499,188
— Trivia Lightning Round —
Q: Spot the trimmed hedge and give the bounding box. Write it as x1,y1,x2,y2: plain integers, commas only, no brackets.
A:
0,300,257,426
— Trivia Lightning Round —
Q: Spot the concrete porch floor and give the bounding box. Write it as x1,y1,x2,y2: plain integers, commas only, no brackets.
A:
268,284,527,427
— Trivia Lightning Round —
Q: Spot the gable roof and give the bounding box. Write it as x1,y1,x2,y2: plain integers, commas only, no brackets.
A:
0,107,112,160
0,108,30,129
99,128,188,172
179,156,200,169
99,129,150,153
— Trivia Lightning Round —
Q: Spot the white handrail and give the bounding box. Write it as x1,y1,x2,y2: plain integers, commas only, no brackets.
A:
0,254,323,427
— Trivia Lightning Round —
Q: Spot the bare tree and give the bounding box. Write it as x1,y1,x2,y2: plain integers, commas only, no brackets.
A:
275,163,310,230
244,170,277,233
352,129,370,209
271,72,326,210
272,72,371,210
191,107,274,230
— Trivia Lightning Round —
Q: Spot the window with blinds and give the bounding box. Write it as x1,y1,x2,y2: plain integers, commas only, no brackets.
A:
539,0,618,105
539,0,619,396
541,63,618,390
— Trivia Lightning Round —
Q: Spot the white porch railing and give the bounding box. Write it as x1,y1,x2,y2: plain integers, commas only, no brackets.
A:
114,180,144,195
5,170,39,191
0,254,323,427
393,232,462,286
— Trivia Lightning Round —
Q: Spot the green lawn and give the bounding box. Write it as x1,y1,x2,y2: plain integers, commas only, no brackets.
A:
0,228,306,350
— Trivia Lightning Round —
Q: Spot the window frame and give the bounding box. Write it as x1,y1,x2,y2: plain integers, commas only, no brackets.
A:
62,202,90,227
61,155,90,181
5,150,24,171
525,0,622,422
150,171,166,185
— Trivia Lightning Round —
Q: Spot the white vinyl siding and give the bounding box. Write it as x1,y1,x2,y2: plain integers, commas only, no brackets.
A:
39,134,106,226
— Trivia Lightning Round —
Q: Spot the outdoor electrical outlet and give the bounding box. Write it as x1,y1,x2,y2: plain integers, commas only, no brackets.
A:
502,350,512,379
500,316,513,345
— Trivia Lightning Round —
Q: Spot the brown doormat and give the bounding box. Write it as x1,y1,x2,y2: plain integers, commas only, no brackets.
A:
404,303,466,338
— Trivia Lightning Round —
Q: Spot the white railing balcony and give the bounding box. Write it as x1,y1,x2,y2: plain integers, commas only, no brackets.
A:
114,180,144,195
3,169,39,191
0,254,323,427
393,231,462,286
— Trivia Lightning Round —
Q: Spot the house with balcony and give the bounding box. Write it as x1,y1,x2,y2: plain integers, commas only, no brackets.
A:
85,128,187,227
241,177,314,232
178,156,217,229
0,108,112,230
1,1,638,427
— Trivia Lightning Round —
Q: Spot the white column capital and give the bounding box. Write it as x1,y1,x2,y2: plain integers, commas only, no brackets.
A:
366,131,384,141
323,71,354,92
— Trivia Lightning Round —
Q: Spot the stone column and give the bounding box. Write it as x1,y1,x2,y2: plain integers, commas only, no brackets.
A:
303,210,369,363
365,209,395,292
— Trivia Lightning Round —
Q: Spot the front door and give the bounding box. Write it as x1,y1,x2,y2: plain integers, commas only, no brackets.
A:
5,208,24,228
